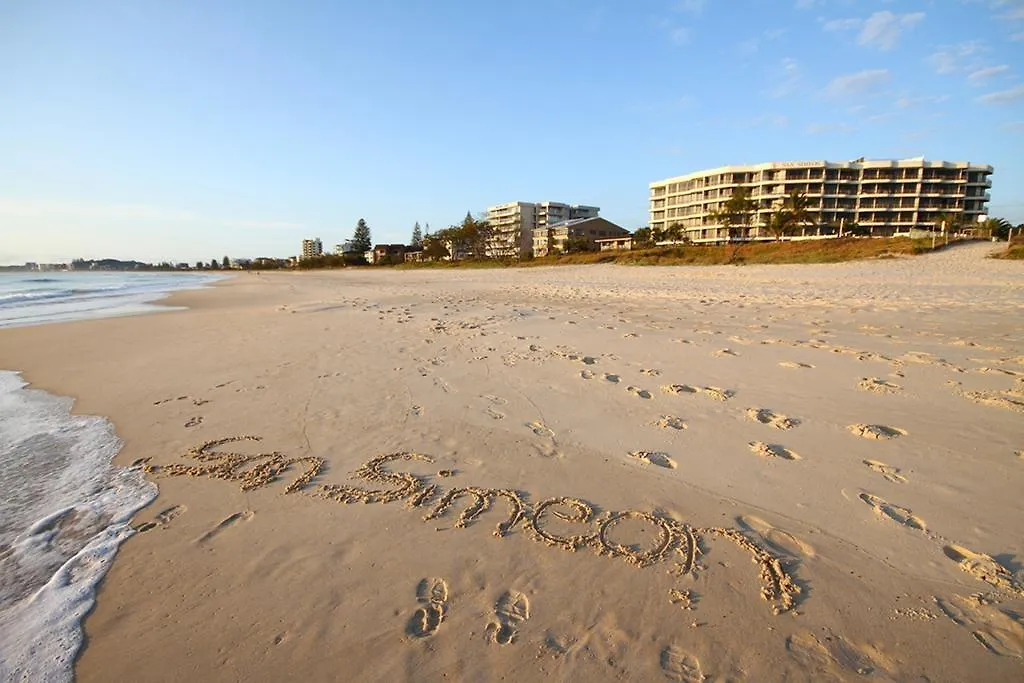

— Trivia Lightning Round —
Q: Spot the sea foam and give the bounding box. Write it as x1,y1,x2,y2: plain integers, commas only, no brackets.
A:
0,371,156,682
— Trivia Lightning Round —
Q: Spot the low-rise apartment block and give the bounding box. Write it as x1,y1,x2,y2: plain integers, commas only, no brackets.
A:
486,201,601,258
649,158,993,243
532,217,629,256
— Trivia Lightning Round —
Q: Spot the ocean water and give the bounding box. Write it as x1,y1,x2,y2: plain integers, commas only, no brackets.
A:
0,271,223,328
0,372,157,681
0,272,218,678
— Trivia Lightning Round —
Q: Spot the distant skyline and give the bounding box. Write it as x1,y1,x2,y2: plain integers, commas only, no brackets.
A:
2,0,1022,265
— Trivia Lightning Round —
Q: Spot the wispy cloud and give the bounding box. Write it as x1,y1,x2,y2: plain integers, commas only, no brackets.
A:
795,0,823,9
1010,31,1024,40
0,198,303,231
859,11,925,50
736,28,786,57
823,11,924,50
675,0,706,15
977,84,1024,103
806,122,858,134
824,18,861,31
669,26,692,44
1000,121,1024,131
968,64,1010,83
766,57,802,98
895,94,950,108
824,69,892,98
927,41,988,75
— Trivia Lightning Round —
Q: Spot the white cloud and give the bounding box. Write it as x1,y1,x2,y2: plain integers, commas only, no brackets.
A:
968,64,1010,83
977,84,1024,103
0,197,302,231
857,11,925,50
824,69,892,98
795,0,823,8
675,0,706,14
1011,31,1024,40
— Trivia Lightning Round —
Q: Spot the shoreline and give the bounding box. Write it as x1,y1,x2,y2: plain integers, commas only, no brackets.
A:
0,245,1021,681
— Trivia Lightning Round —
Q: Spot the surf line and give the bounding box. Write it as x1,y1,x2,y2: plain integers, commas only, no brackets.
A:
142,436,800,615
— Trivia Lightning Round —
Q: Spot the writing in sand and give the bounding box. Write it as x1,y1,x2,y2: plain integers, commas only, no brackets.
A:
141,436,801,615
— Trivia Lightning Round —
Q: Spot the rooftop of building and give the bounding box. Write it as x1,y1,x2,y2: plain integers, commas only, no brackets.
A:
652,158,994,186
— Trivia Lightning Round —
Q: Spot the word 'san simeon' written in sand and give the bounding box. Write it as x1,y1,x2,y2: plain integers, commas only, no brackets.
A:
141,436,802,615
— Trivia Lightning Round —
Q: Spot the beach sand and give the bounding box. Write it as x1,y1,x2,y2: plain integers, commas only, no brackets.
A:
1,241,1022,681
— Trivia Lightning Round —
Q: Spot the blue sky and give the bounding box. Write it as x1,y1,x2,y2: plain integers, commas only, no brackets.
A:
1,0,1022,264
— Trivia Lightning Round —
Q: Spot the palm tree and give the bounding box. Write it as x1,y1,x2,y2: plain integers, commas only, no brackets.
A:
709,187,757,242
782,191,815,236
933,212,960,234
763,210,794,242
980,216,1012,240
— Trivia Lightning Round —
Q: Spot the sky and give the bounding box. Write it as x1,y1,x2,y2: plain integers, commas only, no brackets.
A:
1,0,1022,265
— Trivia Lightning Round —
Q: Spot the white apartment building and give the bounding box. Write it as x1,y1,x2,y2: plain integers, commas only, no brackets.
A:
649,158,993,243
486,201,601,257
301,238,323,260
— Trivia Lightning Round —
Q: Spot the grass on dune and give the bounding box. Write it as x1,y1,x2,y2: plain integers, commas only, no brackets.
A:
396,237,943,269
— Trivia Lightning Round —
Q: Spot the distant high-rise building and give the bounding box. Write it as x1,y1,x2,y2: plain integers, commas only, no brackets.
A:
486,201,601,258
301,238,323,260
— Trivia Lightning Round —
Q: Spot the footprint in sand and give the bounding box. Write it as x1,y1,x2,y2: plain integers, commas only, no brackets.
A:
779,361,814,369
641,368,662,376
627,386,653,400
527,421,554,437
737,514,814,557
858,493,926,531
746,408,799,430
786,630,882,678
659,645,705,682
411,405,424,417
662,384,697,395
942,545,1024,596
848,424,907,440
135,504,188,533
487,590,530,645
481,394,507,406
933,593,1024,658
195,510,254,544
604,373,621,384
863,460,907,483
580,369,595,380
652,415,687,430
486,407,506,420
748,441,801,461
699,387,733,401
858,377,902,395
629,450,677,469
714,348,739,357
155,504,187,525
408,577,450,638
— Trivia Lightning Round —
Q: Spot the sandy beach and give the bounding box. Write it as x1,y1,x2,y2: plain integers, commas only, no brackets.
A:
1,241,1022,682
